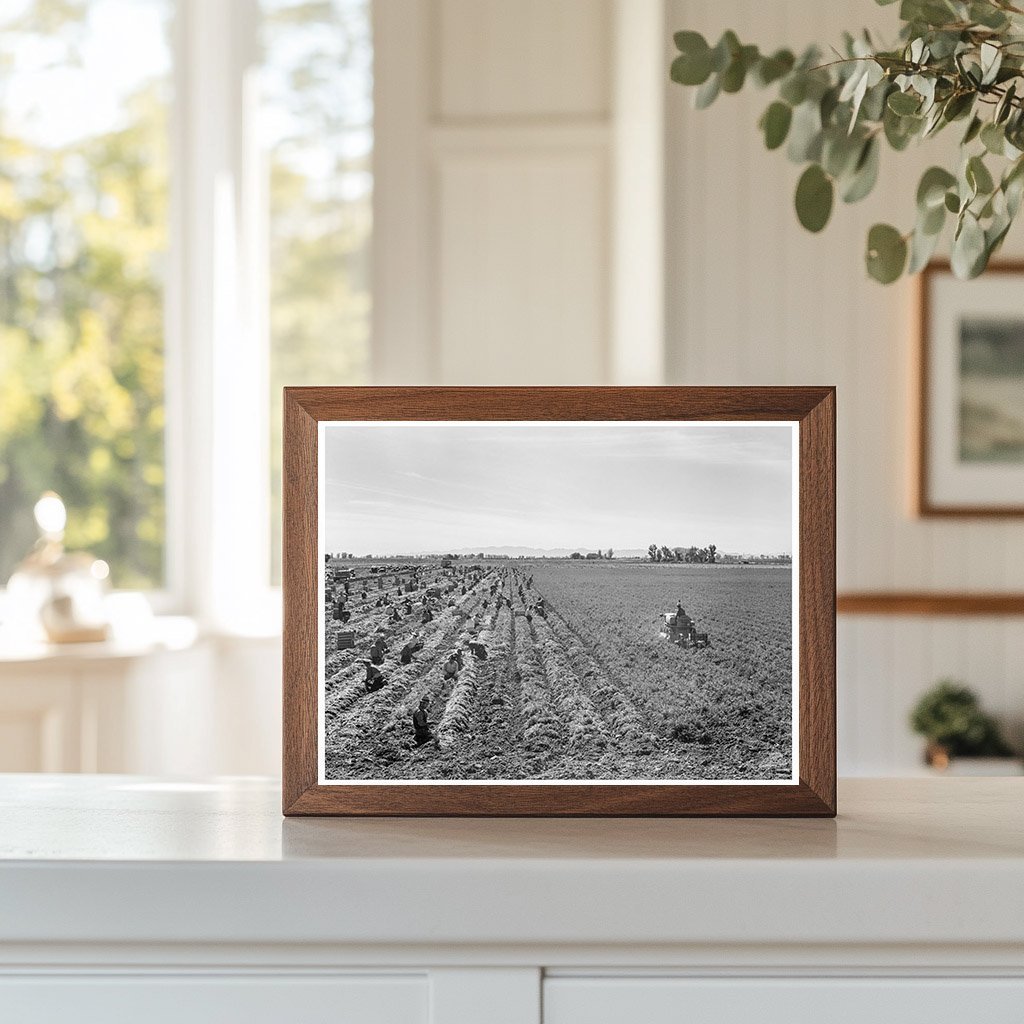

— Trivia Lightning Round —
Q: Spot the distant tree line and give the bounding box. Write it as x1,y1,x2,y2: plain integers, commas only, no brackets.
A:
648,544,717,563
569,549,615,560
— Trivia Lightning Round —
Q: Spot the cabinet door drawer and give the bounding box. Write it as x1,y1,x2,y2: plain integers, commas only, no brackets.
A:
544,977,1024,1024
0,974,427,1024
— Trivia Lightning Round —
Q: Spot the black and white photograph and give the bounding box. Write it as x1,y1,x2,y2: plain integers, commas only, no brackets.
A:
318,420,798,784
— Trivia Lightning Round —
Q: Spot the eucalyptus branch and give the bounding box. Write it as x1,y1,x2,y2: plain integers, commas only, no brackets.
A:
670,0,1024,283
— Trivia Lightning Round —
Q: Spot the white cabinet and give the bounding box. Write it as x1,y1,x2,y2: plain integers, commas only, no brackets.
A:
544,977,1024,1024
1,975,427,1024
1,777,1022,1024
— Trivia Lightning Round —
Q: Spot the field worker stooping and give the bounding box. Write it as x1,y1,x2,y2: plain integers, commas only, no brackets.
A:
363,661,386,693
412,697,434,745
400,640,424,665
369,636,387,666
442,650,461,680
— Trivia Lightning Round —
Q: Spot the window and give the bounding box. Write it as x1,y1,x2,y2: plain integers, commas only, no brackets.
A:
0,0,172,589
262,0,373,582
0,0,373,614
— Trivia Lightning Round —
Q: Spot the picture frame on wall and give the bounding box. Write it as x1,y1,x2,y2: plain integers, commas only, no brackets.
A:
918,261,1024,517
282,387,836,817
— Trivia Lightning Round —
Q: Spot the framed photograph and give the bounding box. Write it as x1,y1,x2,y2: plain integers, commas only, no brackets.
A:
918,261,1024,516
283,387,835,816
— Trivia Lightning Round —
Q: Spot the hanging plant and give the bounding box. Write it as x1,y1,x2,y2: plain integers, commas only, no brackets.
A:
670,0,1024,283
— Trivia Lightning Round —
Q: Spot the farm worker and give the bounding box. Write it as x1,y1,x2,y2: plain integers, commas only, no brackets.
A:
421,607,434,624
400,640,424,664
332,597,345,621
389,607,400,624
468,641,487,660
403,598,413,615
443,652,460,680
412,698,434,745
363,662,386,693
369,637,386,665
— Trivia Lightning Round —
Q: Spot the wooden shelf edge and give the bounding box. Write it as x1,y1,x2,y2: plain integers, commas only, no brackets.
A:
838,592,1024,616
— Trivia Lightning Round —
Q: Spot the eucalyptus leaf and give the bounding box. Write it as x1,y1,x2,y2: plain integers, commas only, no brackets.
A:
671,51,711,87
720,44,760,94
888,90,921,115
967,154,995,195
980,41,1002,86
920,199,946,235
710,31,740,73
981,121,1006,155
962,115,983,145
779,73,807,106
996,82,1017,124
970,2,1009,29
795,164,834,232
694,73,721,109
760,101,793,150
842,137,880,203
754,49,795,87
866,223,908,283
917,166,957,210
942,91,974,122
787,100,823,162
908,221,942,273
822,128,863,178
951,211,986,278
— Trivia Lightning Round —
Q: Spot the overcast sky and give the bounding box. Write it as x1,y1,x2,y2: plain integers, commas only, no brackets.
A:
322,422,795,555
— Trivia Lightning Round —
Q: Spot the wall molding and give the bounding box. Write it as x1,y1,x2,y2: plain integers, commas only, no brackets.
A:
838,593,1024,616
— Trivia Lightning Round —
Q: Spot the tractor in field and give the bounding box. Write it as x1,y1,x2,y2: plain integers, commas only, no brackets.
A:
659,608,710,649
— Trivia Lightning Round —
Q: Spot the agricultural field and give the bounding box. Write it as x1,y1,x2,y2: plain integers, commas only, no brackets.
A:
321,558,793,782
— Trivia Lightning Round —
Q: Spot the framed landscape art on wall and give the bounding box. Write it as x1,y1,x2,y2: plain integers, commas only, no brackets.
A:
918,262,1024,516
282,387,835,816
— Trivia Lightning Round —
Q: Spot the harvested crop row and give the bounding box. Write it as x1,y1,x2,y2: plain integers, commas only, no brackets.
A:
347,585,492,758
324,578,491,726
325,593,485,764
512,607,564,756
527,613,607,755
534,600,653,747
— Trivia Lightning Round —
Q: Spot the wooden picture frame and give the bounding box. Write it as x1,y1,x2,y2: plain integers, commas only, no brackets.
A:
917,260,1024,517
283,387,836,817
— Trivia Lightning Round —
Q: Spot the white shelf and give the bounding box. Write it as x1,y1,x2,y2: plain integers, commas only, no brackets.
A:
1,776,1023,952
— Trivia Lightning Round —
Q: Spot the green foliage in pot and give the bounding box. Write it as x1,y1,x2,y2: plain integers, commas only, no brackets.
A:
909,679,1015,756
670,0,1024,283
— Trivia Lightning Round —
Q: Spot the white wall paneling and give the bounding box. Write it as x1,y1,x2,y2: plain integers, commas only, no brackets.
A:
664,0,1024,774
374,0,665,386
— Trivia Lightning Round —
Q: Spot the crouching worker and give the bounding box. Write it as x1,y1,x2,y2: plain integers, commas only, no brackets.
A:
412,697,434,745
442,650,461,680
363,661,386,693
400,640,424,664
369,636,386,665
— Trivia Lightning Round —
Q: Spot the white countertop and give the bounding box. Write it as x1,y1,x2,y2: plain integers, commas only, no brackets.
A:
1,776,1022,951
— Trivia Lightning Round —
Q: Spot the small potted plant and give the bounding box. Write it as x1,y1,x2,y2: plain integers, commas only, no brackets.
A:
909,680,1020,773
